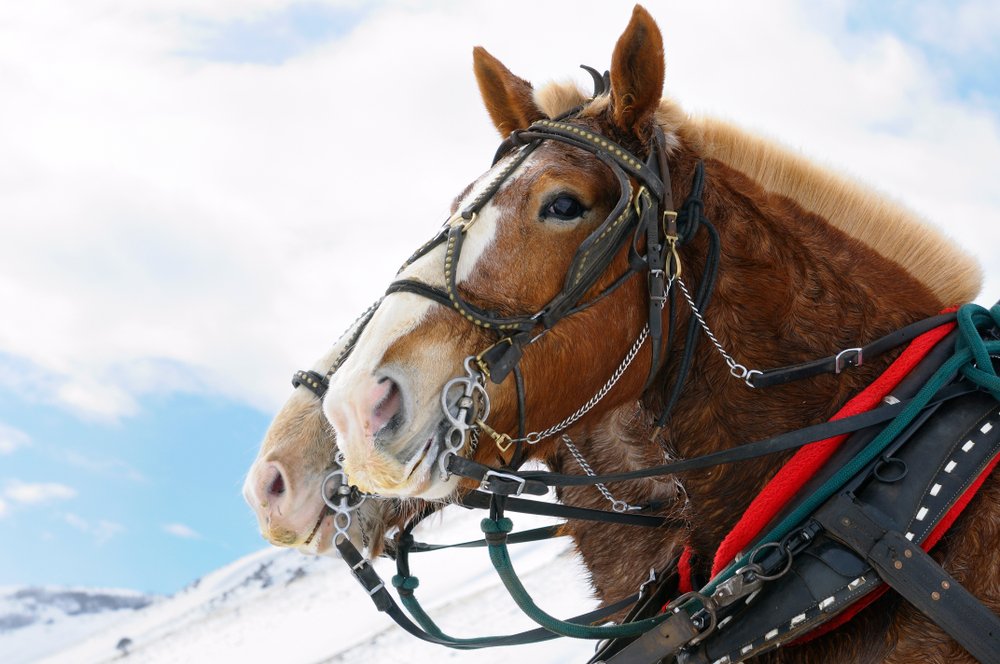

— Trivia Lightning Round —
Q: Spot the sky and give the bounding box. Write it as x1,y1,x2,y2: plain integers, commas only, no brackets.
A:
0,0,999,596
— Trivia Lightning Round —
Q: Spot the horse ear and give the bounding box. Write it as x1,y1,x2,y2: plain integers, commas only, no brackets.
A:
473,46,544,138
609,5,665,135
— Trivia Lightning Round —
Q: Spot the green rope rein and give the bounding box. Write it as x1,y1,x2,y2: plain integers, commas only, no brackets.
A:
391,574,515,648
703,302,1000,595
480,517,675,639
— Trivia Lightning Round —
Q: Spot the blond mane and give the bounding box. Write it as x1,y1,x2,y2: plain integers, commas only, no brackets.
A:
535,81,982,305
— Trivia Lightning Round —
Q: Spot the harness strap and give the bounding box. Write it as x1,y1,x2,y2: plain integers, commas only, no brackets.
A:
818,495,1000,664
449,381,977,490
460,489,681,529
749,311,959,388
604,611,702,664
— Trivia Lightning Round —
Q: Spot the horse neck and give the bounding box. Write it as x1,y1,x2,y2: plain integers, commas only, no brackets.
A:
548,403,689,606
643,144,948,569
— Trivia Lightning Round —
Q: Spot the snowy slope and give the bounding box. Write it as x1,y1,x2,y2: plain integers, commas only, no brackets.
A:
14,506,603,664
0,587,158,662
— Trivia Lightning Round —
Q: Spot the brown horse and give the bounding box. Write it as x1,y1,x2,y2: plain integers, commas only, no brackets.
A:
265,5,999,662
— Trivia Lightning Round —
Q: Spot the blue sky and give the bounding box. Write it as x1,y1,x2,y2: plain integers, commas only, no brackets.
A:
1,0,999,597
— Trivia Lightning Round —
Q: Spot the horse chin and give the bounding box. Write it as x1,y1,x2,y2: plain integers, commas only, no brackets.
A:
343,419,461,500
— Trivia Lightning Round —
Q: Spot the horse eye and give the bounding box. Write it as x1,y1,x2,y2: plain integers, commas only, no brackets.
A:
541,195,587,221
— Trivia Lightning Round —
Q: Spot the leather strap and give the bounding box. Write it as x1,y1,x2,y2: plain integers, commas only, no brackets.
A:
446,456,549,495
484,382,977,489
750,312,958,388
818,495,1000,664
604,610,701,664
460,489,681,529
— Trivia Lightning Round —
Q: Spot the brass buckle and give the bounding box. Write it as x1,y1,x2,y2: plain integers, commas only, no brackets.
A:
448,210,478,231
662,209,678,233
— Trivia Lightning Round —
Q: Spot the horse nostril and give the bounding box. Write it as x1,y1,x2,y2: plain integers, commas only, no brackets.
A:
267,468,286,497
372,377,404,436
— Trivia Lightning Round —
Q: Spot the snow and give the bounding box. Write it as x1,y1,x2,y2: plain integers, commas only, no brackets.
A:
2,506,605,663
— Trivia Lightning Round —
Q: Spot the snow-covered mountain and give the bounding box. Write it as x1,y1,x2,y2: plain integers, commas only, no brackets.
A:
2,506,602,663
0,586,158,662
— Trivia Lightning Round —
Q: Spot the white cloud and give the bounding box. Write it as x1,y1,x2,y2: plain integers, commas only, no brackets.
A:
163,523,201,539
0,498,8,519
64,512,126,544
0,423,30,455
58,449,147,483
0,1,997,421
5,480,77,504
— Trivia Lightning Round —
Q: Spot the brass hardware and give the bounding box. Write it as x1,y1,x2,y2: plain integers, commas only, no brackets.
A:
893,560,903,570
632,186,651,218
904,549,913,558
666,234,683,279
941,581,951,590
931,591,941,601
476,418,514,454
474,338,514,381
448,210,478,231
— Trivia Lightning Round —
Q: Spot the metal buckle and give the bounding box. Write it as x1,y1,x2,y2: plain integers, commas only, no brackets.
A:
447,210,478,231
647,269,667,308
835,347,863,373
479,470,527,496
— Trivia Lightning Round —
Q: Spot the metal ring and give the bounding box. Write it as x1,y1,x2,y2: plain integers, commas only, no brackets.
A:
321,470,349,511
441,377,474,428
333,511,351,531
748,540,794,581
611,500,629,513
437,451,453,480
873,456,908,483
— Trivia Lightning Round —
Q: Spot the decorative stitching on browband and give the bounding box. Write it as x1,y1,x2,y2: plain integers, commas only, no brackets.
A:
572,180,633,287
533,120,644,172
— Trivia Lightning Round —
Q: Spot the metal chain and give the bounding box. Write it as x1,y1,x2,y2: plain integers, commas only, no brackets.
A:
676,277,760,388
562,435,641,512
516,325,650,445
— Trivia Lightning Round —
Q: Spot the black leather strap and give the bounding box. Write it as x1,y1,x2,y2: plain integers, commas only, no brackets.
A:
504,382,978,488
460,490,681,528
818,495,1000,664
749,312,958,388
446,455,549,495
604,609,701,664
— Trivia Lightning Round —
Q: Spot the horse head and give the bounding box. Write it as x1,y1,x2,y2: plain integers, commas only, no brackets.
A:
244,339,421,556
324,6,670,498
